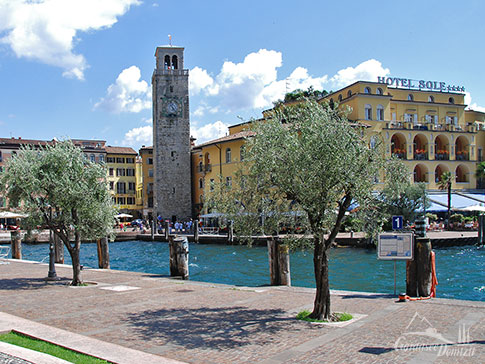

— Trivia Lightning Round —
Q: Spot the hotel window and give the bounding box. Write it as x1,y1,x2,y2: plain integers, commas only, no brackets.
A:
428,95,435,103
116,168,125,176
148,169,153,177
90,154,95,162
107,157,114,163
126,157,135,164
109,168,114,176
117,197,125,205
126,168,135,176
148,157,153,165
116,182,126,194
365,104,372,120
364,87,371,94
376,88,383,95
449,97,455,104
376,105,384,121
127,197,135,205
128,182,135,191
109,181,114,190
407,94,414,101
116,157,125,163
225,148,231,163
99,154,105,163
148,197,153,208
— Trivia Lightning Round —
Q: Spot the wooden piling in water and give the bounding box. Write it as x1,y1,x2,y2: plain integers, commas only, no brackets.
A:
97,237,110,269
169,236,189,279
10,231,21,259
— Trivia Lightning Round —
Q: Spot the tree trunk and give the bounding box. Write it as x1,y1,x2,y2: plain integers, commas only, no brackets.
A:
309,242,330,320
67,234,83,286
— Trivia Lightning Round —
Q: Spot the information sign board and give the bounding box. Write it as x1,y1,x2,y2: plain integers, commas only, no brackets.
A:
392,216,403,230
378,233,414,260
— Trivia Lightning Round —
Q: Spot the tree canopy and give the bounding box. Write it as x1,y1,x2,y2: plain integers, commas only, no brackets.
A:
0,140,116,285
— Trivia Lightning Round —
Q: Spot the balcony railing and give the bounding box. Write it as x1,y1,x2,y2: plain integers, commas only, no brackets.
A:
456,152,469,161
414,151,428,160
435,152,450,160
392,151,407,159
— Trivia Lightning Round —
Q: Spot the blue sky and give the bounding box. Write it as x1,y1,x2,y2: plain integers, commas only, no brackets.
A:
1,0,484,151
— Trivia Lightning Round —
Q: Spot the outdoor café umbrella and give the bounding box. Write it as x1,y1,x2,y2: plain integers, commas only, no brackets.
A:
115,213,133,219
456,204,485,212
0,211,28,218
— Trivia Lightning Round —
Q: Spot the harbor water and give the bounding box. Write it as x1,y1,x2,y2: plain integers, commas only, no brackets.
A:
3,241,484,301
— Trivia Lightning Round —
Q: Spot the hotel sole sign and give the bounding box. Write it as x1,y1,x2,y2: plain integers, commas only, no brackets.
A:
377,76,465,93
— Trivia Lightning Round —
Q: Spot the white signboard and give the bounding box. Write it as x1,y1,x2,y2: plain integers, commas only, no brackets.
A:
378,233,414,260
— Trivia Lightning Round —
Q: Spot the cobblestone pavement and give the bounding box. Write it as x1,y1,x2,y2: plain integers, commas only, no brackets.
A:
0,353,33,364
0,260,483,364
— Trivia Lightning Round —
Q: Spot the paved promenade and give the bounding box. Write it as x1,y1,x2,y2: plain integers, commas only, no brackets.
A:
0,260,483,364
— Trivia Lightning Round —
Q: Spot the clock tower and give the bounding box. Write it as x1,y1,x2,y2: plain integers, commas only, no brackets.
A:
152,45,192,221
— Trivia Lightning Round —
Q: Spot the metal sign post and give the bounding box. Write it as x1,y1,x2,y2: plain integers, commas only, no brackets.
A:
378,232,414,295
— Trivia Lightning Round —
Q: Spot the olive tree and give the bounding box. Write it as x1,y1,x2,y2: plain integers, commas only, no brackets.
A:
0,140,116,285
206,100,399,320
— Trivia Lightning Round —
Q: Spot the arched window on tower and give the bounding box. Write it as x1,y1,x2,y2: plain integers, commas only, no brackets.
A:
164,55,171,70
172,55,178,69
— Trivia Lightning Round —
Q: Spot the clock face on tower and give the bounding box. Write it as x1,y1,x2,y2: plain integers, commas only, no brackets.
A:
163,99,181,117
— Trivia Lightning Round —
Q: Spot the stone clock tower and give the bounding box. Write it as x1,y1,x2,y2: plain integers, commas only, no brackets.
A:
152,45,192,221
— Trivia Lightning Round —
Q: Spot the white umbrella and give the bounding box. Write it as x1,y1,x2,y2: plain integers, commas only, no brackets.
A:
456,204,485,212
115,213,133,218
0,211,28,218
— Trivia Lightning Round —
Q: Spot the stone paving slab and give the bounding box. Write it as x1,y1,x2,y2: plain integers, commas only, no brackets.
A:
0,259,483,364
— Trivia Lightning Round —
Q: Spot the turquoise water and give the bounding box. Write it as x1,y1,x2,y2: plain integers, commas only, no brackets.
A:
4,241,484,301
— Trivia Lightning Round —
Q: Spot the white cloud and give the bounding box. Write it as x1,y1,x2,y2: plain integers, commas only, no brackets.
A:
0,0,140,79
190,66,215,95
191,120,229,144
94,65,151,113
191,49,332,111
122,125,152,146
465,92,485,113
330,59,390,88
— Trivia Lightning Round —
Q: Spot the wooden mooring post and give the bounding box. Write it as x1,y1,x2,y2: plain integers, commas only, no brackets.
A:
164,221,170,241
194,219,199,243
267,237,291,286
406,237,432,297
10,231,21,259
478,215,485,246
96,237,110,269
169,236,189,279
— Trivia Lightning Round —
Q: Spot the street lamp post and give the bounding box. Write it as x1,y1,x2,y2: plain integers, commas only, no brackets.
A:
46,207,59,281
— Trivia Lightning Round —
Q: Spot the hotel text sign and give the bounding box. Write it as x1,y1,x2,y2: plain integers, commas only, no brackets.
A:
377,76,465,93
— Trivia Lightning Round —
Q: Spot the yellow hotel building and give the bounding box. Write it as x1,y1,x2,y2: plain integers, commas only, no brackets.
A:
192,79,485,215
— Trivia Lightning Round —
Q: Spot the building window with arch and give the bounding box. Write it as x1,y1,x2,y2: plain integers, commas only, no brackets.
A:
364,87,371,94
376,104,384,121
199,178,204,189
225,148,231,163
338,94,343,102
407,94,414,101
428,95,435,103
347,90,352,98
90,154,95,162
365,104,372,120
449,97,455,104
376,87,383,95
